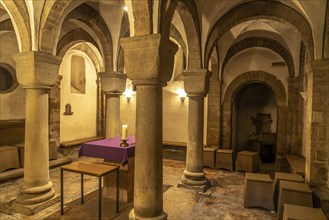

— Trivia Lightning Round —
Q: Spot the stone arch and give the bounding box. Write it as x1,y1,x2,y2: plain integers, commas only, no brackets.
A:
0,1,31,51
323,1,329,59
222,37,295,77
58,42,104,73
221,71,287,152
0,19,14,32
175,0,201,69
170,24,187,67
39,0,86,54
205,0,314,66
127,0,152,36
63,4,113,71
57,29,100,57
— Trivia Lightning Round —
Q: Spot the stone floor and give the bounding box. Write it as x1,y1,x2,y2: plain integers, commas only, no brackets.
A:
0,153,278,220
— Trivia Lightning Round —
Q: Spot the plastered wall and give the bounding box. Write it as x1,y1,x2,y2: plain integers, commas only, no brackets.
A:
59,51,97,142
0,32,25,120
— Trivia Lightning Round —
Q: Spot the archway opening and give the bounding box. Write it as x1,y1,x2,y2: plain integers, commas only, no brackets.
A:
233,82,277,163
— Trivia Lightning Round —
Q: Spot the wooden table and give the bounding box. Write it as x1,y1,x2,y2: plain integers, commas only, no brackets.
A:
60,161,120,220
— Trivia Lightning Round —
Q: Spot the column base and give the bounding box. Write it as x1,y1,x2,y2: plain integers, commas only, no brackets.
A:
180,170,209,192
129,208,167,220
10,193,59,216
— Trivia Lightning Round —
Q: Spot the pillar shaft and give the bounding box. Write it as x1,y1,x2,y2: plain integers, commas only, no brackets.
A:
186,96,204,173
105,94,121,138
181,69,211,187
133,84,164,218
11,51,61,213
121,34,177,220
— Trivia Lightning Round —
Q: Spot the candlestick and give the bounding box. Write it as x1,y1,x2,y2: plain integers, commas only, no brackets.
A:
120,139,129,147
122,124,128,140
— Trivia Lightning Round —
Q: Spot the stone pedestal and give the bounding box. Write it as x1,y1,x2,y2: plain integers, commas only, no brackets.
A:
11,51,62,215
99,72,126,138
181,69,211,187
121,34,177,220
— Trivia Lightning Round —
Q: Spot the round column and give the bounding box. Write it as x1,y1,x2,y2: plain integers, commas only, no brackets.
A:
17,86,55,204
181,95,207,186
105,93,121,138
129,82,167,220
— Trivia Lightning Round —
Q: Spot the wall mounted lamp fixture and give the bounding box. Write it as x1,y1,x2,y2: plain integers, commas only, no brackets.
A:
123,89,133,102
177,88,187,103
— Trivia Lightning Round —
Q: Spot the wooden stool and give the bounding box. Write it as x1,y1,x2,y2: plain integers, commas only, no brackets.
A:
273,172,304,211
235,151,260,172
278,180,313,219
283,204,326,220
203,146,217,168
243,173,274,211
215,149,233,171
0,146,20,172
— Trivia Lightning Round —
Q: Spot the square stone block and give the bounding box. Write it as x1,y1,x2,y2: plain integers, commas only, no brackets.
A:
273,172,304,211
283,204,326,220
235,151,260,173
243,173,274,211
0,146,20,172
203,146,218,168
215,149,234,171
278,180,313,219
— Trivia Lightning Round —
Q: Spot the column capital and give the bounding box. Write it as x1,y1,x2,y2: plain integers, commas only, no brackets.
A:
120,34,178,85
13,51,62,88
183,69,212,97
98,71,127,94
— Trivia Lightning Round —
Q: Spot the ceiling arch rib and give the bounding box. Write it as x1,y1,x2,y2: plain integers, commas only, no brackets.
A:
0,0,31,52
170,24,187,64
222,37,295,77
205,0,314,67
64,4,113,72
57,28,100,57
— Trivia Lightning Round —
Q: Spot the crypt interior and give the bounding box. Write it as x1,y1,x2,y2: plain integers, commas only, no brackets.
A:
0,0,329,219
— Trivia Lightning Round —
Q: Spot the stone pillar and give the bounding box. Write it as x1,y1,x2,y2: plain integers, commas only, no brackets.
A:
99,72,127,138
207,78,221,147
181,69,211,187
306,59,329,186
11,51,62,215
121,34,177,219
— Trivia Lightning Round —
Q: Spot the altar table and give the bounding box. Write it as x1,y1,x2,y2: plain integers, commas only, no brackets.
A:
78,136,135,202
78,136,135,165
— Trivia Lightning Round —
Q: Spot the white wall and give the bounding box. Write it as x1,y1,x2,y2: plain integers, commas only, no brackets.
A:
59,50,97,142
0,32,25,120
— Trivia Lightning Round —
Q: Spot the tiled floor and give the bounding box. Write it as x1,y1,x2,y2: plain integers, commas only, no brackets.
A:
0,155,278,219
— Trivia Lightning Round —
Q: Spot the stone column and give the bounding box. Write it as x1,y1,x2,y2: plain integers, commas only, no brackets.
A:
11,51,62,215
121,34,177,220
306,59,329,186
99,72,127,138
181,69,211,188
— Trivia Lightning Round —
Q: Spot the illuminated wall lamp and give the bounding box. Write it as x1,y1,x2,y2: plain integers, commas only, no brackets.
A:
177,88,187,103
123,89,133,102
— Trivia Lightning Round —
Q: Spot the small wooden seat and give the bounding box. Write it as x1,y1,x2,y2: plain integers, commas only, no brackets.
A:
215,149,234,171
283,204,326,220
60,136,104,148
235,151,260,172
278,180,313,219
203,146,218,168
286,154,305,177
273,172,304,211
243,173,274,211
0,146,20,172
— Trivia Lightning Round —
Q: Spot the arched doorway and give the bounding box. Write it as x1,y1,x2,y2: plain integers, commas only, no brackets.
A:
233,83,277,162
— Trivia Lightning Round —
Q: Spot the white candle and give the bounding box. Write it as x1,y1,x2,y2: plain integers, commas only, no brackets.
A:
122,124,128,140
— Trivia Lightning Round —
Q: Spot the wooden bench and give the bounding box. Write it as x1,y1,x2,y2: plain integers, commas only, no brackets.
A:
286,154,305,177
60,136,104,148
163,141,187,148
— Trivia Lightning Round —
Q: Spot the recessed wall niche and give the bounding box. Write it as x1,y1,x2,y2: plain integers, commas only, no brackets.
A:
70,55,86,94
0,64,18,94
233,83,277,150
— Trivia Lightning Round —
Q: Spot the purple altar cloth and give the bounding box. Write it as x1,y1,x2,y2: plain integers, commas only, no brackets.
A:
78,136,135,165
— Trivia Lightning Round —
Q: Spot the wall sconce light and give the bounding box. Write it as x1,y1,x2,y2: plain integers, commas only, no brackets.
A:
177,88,187,103
123,5,128,12
123,89,133,102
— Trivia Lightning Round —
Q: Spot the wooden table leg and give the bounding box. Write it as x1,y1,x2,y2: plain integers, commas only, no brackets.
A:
60,169,64,215
116,168,119,213
81,174,84,204
98,177,102,220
